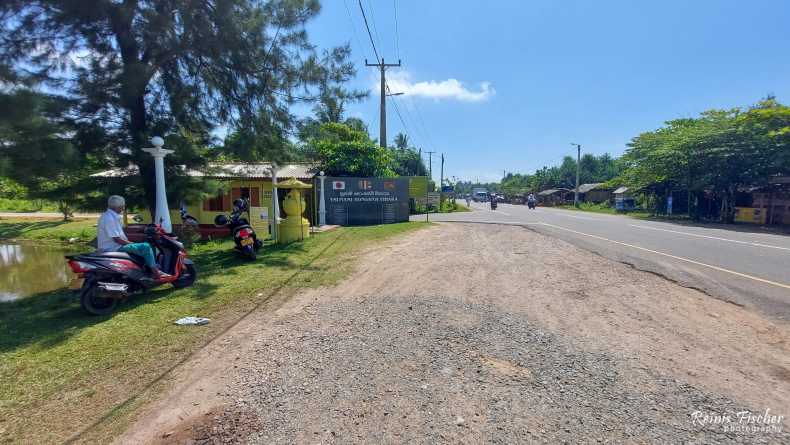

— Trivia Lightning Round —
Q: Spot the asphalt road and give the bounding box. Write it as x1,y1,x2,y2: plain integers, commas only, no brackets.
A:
413,202,790,321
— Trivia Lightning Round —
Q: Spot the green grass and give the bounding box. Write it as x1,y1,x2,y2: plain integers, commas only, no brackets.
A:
0,222,426,444
0,217,97,243
449,202,471,212
0,198,59,213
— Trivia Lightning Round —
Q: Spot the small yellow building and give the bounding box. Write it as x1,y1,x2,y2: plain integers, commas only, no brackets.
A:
95,163,317,238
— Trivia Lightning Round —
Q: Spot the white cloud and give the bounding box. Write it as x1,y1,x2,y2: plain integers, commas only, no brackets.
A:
382,71,495,102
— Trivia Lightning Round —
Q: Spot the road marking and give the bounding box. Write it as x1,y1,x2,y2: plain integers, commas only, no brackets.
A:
494,210,511,216
628,224,790,252
538,222,790,290
557,213,600,221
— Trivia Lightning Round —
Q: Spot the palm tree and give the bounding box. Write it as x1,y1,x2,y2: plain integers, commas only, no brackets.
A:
393,132,410,150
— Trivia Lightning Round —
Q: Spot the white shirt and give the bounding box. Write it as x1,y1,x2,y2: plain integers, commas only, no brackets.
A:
97,209,127,252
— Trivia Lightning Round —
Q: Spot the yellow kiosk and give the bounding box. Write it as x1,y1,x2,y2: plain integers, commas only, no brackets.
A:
277,178,312,243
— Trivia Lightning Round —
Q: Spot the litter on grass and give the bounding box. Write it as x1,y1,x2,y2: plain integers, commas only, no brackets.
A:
174,316,210,326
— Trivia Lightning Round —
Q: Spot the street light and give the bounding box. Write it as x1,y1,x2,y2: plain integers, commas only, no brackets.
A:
570,143,581,207
386,91,404,97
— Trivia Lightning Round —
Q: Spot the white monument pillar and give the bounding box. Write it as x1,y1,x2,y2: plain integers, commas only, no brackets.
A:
142,136,174,233
318,171,326,226
270,164,279,241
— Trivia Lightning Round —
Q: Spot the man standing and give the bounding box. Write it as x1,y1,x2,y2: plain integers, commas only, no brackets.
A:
97,195,170,279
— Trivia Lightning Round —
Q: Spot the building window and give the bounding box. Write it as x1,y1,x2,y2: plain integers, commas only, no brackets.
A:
203,191,228,211
232,187,260,207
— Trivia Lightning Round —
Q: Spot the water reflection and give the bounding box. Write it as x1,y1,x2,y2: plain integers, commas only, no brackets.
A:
0,242,80,302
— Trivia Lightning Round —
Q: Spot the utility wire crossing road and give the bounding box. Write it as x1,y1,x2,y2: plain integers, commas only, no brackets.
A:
416,203,790,320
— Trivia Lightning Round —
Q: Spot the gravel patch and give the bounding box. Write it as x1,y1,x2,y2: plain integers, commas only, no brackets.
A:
124,223,789,444
190,296,786,444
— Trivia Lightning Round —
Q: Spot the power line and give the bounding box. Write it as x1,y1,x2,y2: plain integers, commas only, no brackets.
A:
388,86,423,148
357,0,420,153
409,96,439,153
365,0,385,56
342,0,372,62
367,58,401,147
357,0,381,62
393,0,400,60
389,94,414,144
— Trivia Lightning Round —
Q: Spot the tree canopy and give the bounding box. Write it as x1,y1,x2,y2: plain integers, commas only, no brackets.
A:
0,0,346,209
309,122,394,177
620,97,790,220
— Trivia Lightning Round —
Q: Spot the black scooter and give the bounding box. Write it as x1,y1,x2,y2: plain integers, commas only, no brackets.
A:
214,198,263,260
528,199,536,209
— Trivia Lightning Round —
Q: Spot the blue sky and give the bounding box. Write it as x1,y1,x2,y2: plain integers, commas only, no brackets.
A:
307,0,790,183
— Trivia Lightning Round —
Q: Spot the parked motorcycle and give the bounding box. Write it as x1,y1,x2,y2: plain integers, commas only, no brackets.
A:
66,223,197,315
214,198,263,260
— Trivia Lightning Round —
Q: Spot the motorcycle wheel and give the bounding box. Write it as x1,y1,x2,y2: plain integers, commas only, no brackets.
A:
172,263,197,288
80,282,118,316
244,245,257,261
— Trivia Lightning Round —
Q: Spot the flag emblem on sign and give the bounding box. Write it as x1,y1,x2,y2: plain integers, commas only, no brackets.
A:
333,181,345,190
358,180,373,190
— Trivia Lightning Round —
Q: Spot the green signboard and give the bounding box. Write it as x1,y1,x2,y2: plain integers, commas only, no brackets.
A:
409,176,428,198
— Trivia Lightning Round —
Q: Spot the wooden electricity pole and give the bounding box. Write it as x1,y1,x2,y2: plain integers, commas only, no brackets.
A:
571,143,582,207
366,58,401,148
424,151,436,185
440,153,445,189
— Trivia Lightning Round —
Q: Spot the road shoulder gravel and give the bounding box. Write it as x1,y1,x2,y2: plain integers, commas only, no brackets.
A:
118,223,790,444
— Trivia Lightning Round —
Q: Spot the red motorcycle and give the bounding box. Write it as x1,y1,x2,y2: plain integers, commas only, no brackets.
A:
66,224,197,315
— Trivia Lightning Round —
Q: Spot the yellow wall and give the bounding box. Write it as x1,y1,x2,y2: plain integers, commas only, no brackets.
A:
139,179,276,229
734,207,767,224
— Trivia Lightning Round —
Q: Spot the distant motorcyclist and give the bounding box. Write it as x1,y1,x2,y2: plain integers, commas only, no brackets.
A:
527,193,537,209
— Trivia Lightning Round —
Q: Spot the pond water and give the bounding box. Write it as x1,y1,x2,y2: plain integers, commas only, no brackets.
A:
0,242,82,302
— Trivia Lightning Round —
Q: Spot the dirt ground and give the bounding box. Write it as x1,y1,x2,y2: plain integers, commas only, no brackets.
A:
115,223,790,444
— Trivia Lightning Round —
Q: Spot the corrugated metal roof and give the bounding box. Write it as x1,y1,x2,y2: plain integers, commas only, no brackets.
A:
613,186,629,194
194,163,317,179
577,183,605,193
538,188,569,195
92,163,317,179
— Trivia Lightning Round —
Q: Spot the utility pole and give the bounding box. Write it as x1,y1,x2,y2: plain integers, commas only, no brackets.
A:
425,151,435,185
423,150,436,222
440,153,445,205
440,154,445,188
570,143,581,207
366,58,401,148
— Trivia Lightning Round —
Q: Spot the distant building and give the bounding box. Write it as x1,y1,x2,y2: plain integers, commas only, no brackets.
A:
537,188,572,206
93,162,317,237
736,176,790,225
578,183,613,203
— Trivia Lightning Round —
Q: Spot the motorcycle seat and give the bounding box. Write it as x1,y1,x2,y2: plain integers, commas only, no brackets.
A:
87,251,147,265
233,224,252,233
